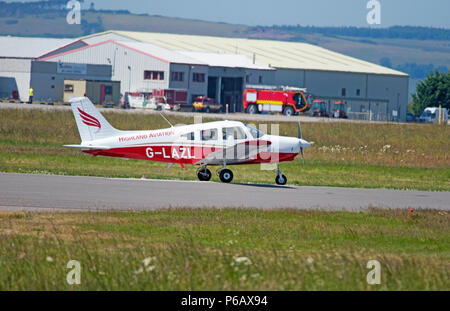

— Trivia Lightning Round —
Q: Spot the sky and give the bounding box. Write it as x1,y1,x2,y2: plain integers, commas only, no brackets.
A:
5,0,450,28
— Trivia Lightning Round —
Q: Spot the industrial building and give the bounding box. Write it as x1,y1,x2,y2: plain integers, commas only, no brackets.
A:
78,31,410,121
63,79,121,106
38,40,274,112
0,31,409,121
0,36,88,102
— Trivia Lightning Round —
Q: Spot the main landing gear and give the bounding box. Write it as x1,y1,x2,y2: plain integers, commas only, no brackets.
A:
196,165,234,183
197,166,212,181
197,164,286,185
217,162,233,183
275,164,287,185
218,168,233,183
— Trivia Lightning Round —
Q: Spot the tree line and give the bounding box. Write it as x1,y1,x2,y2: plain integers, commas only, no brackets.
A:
411,71,450,115
251,25,450,41
0,0,130,17
379,58,448,79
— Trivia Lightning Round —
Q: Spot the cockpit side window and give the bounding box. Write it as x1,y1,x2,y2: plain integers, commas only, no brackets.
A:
222,127,247,141
201,128,218,141
244,123,265,139
180,132,195,141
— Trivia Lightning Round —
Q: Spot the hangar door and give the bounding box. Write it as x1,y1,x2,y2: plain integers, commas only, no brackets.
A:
220,77,243,113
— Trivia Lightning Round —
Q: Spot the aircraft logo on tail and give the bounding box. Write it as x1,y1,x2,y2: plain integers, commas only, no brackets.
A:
78,108,101,130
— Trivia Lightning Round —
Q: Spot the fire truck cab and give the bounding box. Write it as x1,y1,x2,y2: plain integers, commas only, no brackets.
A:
243,86,312,116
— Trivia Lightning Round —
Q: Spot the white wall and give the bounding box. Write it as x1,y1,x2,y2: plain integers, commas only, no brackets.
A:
0,58,32,101
41,41,170,94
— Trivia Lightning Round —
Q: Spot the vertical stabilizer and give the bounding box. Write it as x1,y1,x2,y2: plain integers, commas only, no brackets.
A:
70,97,121,142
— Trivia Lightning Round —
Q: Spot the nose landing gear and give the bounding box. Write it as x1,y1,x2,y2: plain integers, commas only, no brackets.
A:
275,164,287,185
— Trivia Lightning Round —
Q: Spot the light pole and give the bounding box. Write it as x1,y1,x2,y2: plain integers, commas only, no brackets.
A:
128,66,131,93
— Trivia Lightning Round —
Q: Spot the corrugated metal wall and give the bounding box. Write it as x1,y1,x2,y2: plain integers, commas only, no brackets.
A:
44,41,170,94
30,61,111,102
0,58,32,101
275,68,409,122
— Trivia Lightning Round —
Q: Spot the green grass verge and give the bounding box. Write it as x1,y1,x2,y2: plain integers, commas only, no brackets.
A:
0,108,449,190
0,209,448,290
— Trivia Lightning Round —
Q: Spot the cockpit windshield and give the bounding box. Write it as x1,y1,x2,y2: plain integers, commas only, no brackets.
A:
244,123,265,138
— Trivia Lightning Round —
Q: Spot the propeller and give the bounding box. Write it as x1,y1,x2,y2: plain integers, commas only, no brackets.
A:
297,122,310,166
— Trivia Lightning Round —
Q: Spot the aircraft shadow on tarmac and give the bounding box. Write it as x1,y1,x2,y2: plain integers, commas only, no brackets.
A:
230,182,295,190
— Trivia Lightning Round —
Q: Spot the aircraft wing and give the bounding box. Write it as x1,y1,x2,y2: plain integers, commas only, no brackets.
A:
195,140,271,166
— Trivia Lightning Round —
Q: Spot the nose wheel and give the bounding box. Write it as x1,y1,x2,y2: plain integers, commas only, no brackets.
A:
275,164,287,185
197,166,212,181
275,174,287,185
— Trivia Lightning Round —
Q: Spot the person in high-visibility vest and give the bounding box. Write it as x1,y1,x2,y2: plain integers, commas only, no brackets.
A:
28,88,34,104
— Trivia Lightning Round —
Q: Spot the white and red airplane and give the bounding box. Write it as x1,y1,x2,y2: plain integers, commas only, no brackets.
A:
65,97,311,185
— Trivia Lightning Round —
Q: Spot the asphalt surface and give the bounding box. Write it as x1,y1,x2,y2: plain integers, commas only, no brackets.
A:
0,173,448,212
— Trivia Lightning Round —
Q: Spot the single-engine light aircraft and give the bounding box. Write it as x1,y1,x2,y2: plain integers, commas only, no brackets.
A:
65,97,311,185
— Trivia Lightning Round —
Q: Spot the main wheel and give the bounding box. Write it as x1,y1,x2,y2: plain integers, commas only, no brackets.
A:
197,168,212,181
246,104,258,114
219,169,233,183
283,106,295,116
275,174,287,185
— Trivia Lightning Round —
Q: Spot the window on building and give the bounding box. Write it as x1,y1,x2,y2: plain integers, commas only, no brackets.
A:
258,75,263,84
356,89,361,96
193,73,205,83
245,75,250,83
171,71,184,82
105,86,113,95
341,88,346,97
144,70,165,80
64,84,74,92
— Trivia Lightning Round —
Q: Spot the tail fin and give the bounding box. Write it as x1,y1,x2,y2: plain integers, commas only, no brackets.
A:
70,97,121,142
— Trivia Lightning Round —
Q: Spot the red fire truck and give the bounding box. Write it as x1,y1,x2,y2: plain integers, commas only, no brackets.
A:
243,86,312,116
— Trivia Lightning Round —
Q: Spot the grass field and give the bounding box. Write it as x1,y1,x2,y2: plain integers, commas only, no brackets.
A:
0,208,448,290
0,108,449,190
1,108,449,291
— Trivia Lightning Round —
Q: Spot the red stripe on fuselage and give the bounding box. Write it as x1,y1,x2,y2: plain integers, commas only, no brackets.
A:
83,145,297,165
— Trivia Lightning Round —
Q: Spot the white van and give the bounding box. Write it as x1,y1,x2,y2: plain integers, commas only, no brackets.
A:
419,107,448,124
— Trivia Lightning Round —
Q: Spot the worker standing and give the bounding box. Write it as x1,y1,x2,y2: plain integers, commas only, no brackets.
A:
28,87,34,104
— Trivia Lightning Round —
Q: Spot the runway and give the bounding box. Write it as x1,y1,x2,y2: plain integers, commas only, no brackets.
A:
0,173,448,211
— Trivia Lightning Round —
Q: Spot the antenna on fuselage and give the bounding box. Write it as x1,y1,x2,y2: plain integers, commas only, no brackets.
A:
159,111,173,127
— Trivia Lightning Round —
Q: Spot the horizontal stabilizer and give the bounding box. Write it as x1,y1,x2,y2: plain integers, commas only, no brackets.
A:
63,144,111,150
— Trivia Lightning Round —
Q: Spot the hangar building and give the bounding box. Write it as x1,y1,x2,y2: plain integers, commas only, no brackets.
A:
38,40,274,112
0,36,88,102
78,31,410,121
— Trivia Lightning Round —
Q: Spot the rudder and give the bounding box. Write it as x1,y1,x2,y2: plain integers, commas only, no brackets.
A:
70,97,121,142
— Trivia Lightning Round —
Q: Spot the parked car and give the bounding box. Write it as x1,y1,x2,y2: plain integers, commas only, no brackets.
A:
406,113,418,123
419,107,448,124
192,96,221,113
